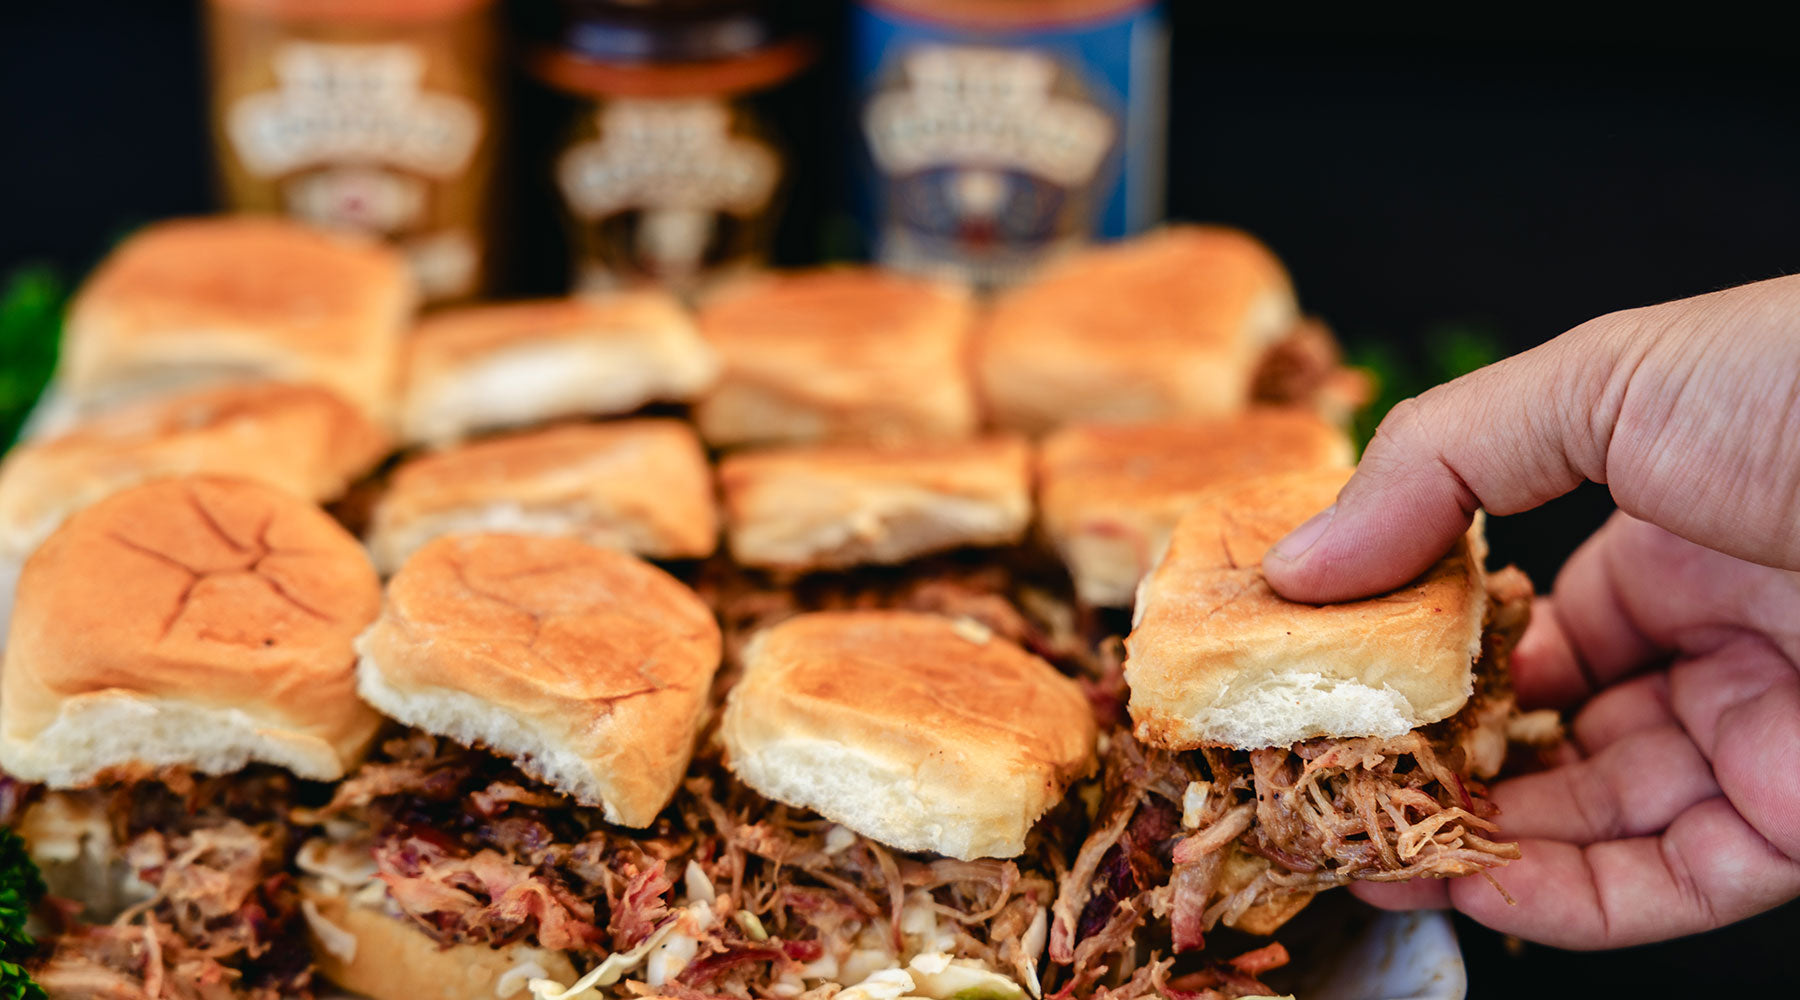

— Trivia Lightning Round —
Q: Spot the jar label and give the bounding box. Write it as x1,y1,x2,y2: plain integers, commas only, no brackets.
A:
851,2,1168,287
227,42,483,178
557,98,780,292
223,41,487,300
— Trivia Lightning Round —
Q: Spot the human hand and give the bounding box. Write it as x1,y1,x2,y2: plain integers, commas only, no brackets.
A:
1260,275,1800,948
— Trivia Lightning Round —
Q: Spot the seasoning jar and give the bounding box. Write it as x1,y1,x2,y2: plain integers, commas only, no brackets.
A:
850,0,1168,288
206,0,501,304
529,1,811,297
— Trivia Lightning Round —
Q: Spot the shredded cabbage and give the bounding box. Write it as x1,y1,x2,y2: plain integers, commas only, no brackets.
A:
298,900,357,964
496,959,550,998
526,920,677,1000
683,859,716,903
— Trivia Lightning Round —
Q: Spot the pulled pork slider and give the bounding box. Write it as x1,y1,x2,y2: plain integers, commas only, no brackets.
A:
0,475,383,998
56,216,415,422
1036,409,1352,608
693,269,980,449
975,227,1298,436
722,610,1096,861
364,419,718,575
718,436,1032,573
301,533,723,1000
0,381,389,634
1054,468,1539,968
397,293,719,448
716,609,1103,998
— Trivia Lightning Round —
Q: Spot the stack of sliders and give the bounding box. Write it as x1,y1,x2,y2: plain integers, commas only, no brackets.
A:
0,476,383,997
1051,469,1539,969
295,537,1233,1000
1,210,1516,1000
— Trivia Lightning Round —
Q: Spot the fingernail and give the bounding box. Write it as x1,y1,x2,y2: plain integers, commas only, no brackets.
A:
1270,505,1335,563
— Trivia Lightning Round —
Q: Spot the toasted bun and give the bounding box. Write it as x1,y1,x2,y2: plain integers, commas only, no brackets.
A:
59,216,414,420
301,883,578,1000
1037,409,1353,606
719,436,1031,572
694,269,979,448
366,419,718,575
0,477,383,786
977,226,1297,435
356,534,722,827
721,610,1096,860
398,293,718,446
0,381,389,564
1125,469,1488,751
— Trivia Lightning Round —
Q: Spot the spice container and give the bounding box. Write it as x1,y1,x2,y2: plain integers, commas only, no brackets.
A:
206,0,500,304
529,1,810,297
851,0,1168,287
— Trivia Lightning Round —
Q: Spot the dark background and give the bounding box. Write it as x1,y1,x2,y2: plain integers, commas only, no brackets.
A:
3,3,1797,994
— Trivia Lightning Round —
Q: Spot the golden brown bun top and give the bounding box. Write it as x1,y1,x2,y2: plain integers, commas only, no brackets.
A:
700,268,968,347
719,435,1031,499
403,292,694,374
984,225,1292,352
372,419,716,557
739,610,1094,784
386,419,703,503
0,381,389,545
360,534,722,824
68,216,412,356
1038,408,1354,512
376,534,720,708
1125,468,1488,750
1,476,383,778
723,609,1096,858
699,269,972,394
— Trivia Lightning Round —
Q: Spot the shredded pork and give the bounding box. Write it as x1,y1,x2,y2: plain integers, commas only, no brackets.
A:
307,731,1081,998
1055,570,1536,973
23,769,311,1000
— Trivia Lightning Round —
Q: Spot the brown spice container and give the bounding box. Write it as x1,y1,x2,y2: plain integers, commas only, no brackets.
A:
206,0,500,304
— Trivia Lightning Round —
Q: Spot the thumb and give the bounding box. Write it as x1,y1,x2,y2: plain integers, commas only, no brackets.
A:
1262,316,1631,603
1264,275,1800,603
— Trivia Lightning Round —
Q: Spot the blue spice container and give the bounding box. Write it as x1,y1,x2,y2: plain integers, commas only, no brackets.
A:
850,0,1167,287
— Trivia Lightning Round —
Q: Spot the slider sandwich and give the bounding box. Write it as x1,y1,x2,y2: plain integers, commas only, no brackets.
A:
56,216,415,423
297,534,724,1000
694,269,980,449
0,476,383,998
719,610,1108,998
397,294,719,448
0,381,389,633
1037,409,1352,607
718,436,1032,573
365,419,718,576
1053,469,1541,969
976,227,1299,436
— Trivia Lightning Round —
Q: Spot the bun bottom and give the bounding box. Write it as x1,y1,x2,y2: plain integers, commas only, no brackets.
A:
301,885,577,1000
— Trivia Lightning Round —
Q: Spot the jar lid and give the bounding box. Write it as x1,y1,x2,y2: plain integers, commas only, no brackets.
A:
530,35,812,99
541,0,795,64
861,0,1157,30
207,0,496,23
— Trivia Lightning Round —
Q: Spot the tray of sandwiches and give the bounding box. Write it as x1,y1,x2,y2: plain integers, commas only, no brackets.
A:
0,216,1550,1000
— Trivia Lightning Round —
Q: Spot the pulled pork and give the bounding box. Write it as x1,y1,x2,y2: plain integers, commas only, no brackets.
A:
18,769,312,1000
1056,570,1536,971
694,553,1111,683
306,731,1078,998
